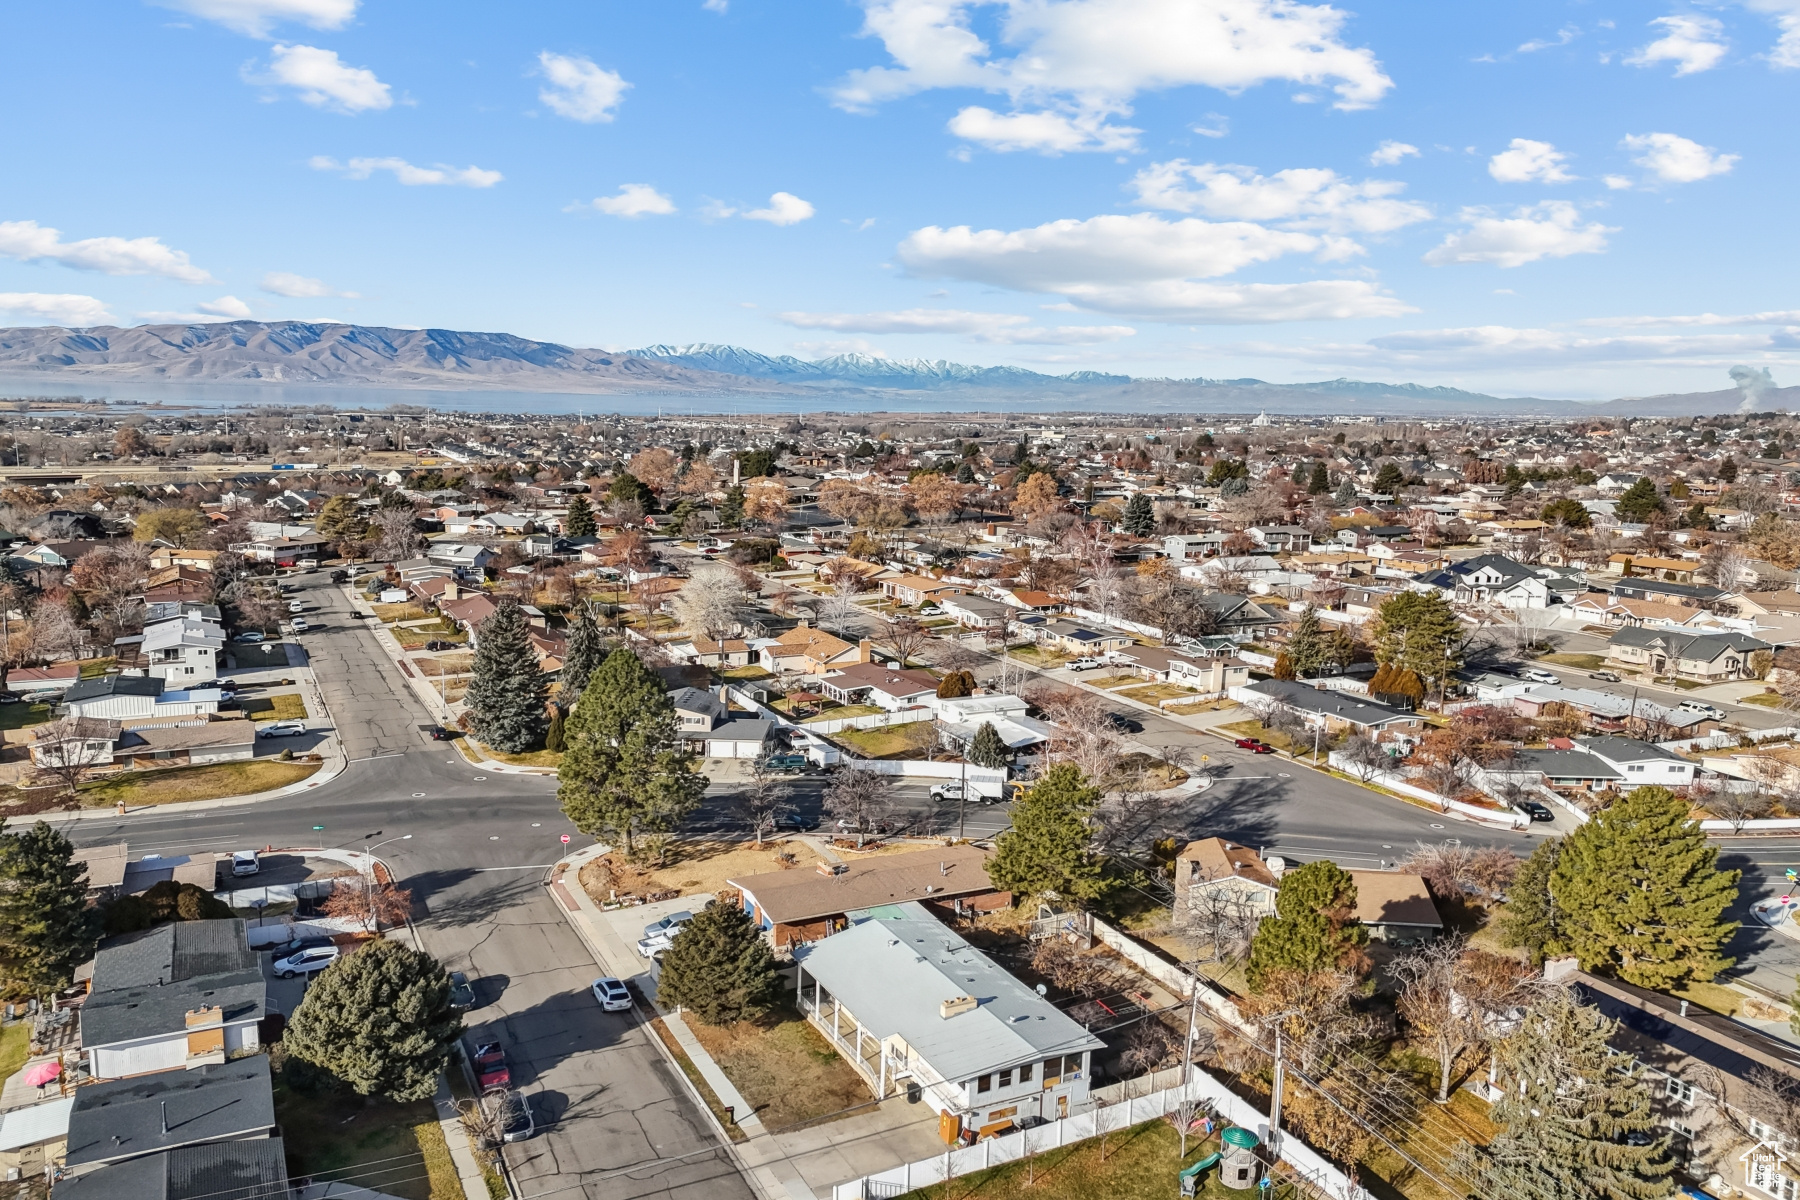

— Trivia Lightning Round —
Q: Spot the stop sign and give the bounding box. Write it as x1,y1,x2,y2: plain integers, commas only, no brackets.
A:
560,834,571,844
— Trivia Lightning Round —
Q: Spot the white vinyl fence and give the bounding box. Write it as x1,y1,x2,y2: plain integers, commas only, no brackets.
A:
1659,726,1800,753
1325,752,1527,830
829,1068,1360,1200
799,707,936,735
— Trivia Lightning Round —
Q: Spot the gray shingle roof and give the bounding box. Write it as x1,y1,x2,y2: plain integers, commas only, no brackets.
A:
83,921,265,1049
66,1057,275,1168
64,676,164,704
53,1137,290,1200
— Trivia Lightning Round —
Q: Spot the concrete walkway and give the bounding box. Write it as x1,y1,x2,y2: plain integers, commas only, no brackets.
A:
433,1074,499,1200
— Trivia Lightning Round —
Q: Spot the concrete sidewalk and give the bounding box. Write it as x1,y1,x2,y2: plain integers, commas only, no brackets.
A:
433,1074,499,1200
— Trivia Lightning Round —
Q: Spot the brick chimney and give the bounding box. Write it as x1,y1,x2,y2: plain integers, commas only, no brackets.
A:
858,638,872,663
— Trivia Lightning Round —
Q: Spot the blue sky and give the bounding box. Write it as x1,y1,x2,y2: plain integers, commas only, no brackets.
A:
3,0,1799,399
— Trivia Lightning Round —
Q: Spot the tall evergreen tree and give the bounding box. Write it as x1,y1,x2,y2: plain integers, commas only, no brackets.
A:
1286,605,1325,677
1370,591,1463,692
558,648,706,854
1550,785,1739,988
1121,492,1157,536
1498,837,1564,964
656,899,781,1025
987,764,1106,902
719,485,745,529
1372,462,1406,495
1333,476,1357,505
283,939,461,1103
464,600,548,753
558,606,605,710
1615,477,1667,523
1463,987,1674,1200
0,823,100,998
564,495,596,538
607,471,654,509
1246,860,1368,991
1307,460,1330,494
967,721,1011,770
955,461,976,484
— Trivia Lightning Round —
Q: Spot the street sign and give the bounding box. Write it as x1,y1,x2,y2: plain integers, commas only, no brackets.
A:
560,834,571,844
312,825,325,831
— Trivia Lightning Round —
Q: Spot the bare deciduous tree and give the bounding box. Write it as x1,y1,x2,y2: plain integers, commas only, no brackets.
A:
878,615,929,667
668,563,747,667
823,765,895,848
741,760,792,846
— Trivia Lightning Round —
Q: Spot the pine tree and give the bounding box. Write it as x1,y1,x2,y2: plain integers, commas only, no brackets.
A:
558,606,605,710
1121,493,1156,536
987,764,1106,902
464,600,548,753
1498,838,1564,964
1307,461,1330,494
1286,605,1325,677
1272,650,1297,681
1719,456,1739,483
1333,476,1357,505
282,939,461,1103
1464,987,1674,1200
719,485,745,529
1370,591,1463,693
564,495,596,538
955,461,976,484
1550,786,1739,988
608,471,654,508
558,648,706,855
1615,477,1667,523
1373,462,1405,495
656,899,781,1025
1246,860,1368,991
0,823,100,998
1290,461,1308,486
545,707,566,753
967,721,1011,769
315,493,365,542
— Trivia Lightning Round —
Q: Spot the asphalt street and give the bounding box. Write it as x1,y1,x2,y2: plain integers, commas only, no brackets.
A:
39,569,1798,1199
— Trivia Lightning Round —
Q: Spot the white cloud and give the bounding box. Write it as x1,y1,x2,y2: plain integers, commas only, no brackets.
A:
584,184,676,217
199,295,254,318
255,44,392,112
309,156,502,187
1128,159,1431,234
536,52,630,123
1585,309,1800,327
154,0,356,38
743,193,815,225
1623,131,1738,182
776,307,1135,343
0,293,114,326
1603,174,1634,190
1743,0,1800,68
1368,140,1418,166
703,0,729,10
260,271,355,298
831,0,1393,156
1518,25,1578,53
1487,138,1574,183
1192,114,1229,138
1424,202,1614,268
947,106,1139,153
0,219,215,283
896,211,1411,323
1627,15,1728,75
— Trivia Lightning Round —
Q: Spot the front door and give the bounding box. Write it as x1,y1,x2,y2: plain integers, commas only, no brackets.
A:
1057,1094,1068,1119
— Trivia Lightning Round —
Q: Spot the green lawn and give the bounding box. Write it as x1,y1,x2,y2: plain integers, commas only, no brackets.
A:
78,760,319,808
0,1022,29,1084
243,694,308,721
900,1120,1300,1200
801,704,883,724
273,1068,463,1200
78,658,115,679
0,703,53,733
1742,691,1785,708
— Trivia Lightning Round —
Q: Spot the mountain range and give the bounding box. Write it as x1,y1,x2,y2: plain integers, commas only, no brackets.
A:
0,319,1780,417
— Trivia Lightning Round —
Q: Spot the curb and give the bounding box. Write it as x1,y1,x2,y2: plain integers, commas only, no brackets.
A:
5,749,348,829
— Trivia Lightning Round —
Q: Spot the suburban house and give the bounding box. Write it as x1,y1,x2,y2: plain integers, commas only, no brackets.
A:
1509,685,1709,737
62,677,220,722
1609,554,1700,583
1442,554,1556,609
146,548,221,573
81,920,267,1080
759,625,873,675
63,1056,276,1176
731,846,1008,948
52,1139,291,1200
230,535,330,565
0,1097,73,1182
1547,961,1800,1200
1173,839,1442,943
672,637,754,668
818,662,939,711
425,543,496,575
1247,525,1313,553
137,617,225,685
30,715,256,771
1034,620,1134,657
668,687,776,760
792,900,1106,1135
1239,679,1428,736
437,594,500,634
933,693,1053,755
1605,628,1772,682
938,594,1012,635
4,661,80,695
1161,533,1225,562
881,575,965,608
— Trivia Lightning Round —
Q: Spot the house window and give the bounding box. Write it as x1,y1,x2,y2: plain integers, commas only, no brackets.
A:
1665,1076,1695,1106
1063,1054,1084,1077
976,1075,992,1094
1749,1156,1798,1200
1018,1063,1033,1083
999,1068,1012,1087
1628,765,1644,773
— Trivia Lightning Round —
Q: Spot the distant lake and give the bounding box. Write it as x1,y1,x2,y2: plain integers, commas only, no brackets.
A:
0,375,1093,418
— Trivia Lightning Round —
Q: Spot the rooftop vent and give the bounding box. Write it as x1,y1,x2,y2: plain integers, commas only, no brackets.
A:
816,862,848,877
940,994,978,1019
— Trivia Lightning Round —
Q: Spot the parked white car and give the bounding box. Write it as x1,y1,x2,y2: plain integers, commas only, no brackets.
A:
1066,657,1103,671
590,977,633,1012
287,601,305,613
1520,668,1560,684
272,945,339,978
231,850,260,877
636,910,694,957
1679,700,1726,720
289,618,309,633
259,721,307,738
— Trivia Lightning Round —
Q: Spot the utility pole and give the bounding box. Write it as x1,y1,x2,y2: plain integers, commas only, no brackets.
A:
1268,1026,1285,1155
